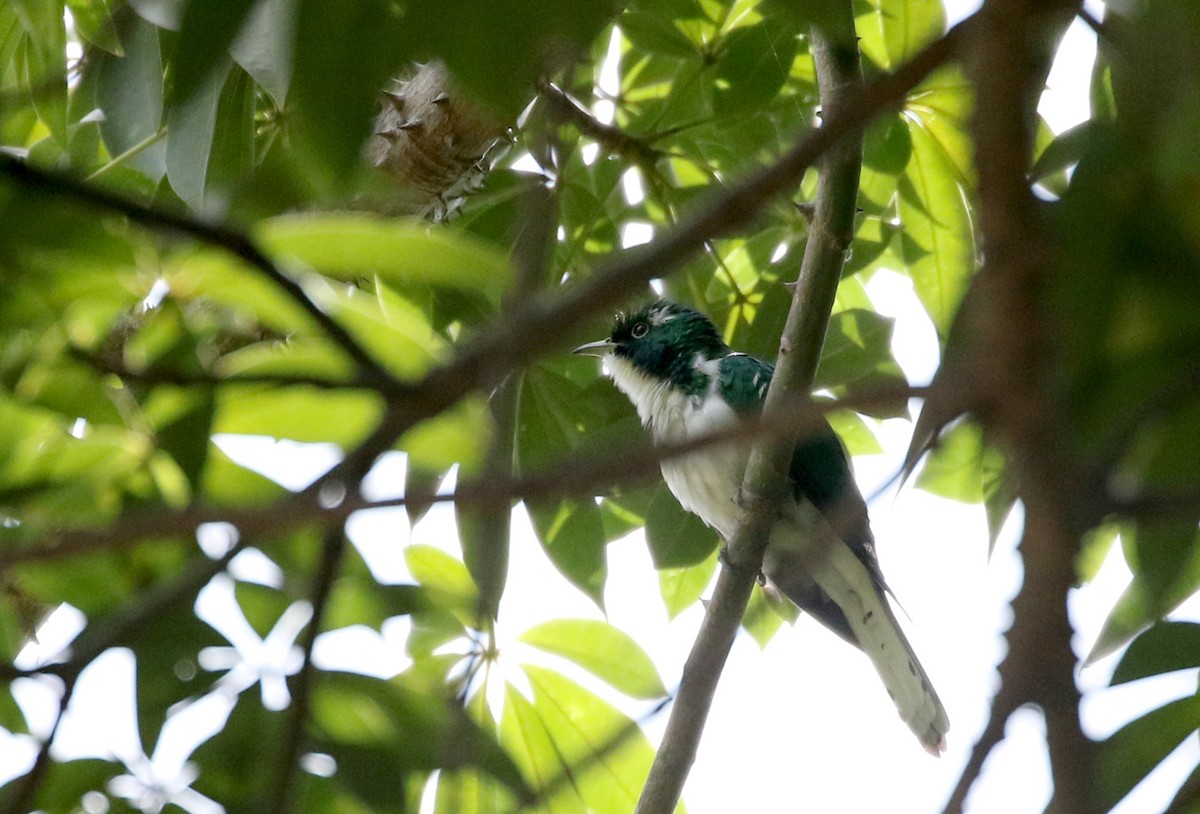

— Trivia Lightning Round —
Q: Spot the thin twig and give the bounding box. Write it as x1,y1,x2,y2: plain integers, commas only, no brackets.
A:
1,385,922,569
269,528,347,814
541,84,661,166
0,153,395,381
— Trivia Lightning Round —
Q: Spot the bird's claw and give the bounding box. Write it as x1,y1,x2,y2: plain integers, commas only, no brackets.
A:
718,544,764,583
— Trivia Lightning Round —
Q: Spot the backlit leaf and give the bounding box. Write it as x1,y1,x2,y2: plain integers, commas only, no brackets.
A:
519,619,666,699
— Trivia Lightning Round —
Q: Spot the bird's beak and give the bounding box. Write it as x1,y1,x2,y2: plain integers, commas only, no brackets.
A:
572,338,616,357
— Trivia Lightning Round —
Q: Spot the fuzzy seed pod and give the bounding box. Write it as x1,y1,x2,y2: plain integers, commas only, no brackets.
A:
365,61,508,219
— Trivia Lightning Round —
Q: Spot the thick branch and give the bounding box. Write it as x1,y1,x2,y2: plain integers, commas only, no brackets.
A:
633,13,864,814
939,1,1092,811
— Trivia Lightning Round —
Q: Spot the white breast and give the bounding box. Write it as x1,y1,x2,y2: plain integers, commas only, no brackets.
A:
605,354,747,539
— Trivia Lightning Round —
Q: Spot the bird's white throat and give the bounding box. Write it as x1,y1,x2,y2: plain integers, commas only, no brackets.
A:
604,352,747,537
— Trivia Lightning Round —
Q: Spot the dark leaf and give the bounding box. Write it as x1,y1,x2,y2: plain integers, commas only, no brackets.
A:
644,481,718,568
1112,622,1200,686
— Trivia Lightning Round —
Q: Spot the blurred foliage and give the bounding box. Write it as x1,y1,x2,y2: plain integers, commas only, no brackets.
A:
0,0,1199,812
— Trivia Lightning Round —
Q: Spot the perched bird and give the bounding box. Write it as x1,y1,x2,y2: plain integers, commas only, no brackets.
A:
574,299,949,754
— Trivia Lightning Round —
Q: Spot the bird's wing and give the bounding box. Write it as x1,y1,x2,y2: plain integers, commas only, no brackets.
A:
718,354,949,753
717,353,881,581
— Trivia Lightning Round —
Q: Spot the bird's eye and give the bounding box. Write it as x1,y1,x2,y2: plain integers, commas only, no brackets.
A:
631,322,649,339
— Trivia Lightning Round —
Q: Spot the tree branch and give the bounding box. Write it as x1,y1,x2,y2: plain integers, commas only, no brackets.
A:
311,15,972,492
268,527,347,814
634,11,864,813
1,385,920,569
935,1,1093,811
540,83,661,166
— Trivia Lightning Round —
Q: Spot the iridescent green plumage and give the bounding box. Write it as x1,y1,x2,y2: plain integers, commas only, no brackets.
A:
576,299,949,753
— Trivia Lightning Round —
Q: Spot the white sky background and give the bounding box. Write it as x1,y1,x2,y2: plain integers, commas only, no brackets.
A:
6,1,1200,812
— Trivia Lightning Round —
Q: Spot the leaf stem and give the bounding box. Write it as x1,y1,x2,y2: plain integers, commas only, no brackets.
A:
84,126,167,182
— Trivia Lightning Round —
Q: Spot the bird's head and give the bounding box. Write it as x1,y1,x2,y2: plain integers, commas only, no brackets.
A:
573,300,727,396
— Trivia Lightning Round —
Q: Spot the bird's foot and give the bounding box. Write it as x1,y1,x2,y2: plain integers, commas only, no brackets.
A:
733,486,788,519
718,544,764,583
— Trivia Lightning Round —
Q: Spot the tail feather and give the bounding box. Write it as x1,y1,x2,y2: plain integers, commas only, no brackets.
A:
764,512,950,753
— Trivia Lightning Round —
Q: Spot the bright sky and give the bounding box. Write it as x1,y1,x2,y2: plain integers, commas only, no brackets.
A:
6,2,1200,813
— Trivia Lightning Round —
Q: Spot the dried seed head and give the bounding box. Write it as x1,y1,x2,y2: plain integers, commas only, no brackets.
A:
364,60,508,219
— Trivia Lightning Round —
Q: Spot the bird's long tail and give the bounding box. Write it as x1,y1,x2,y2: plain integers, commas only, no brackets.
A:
764,514,950,754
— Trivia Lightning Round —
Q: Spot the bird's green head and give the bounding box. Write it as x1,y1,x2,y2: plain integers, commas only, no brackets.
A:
574,300,728,392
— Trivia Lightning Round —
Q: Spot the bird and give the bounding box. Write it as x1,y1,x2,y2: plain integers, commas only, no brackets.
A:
574,299,949,754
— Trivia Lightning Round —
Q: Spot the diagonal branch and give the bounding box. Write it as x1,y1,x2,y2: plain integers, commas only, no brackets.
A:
315,15,974,490
633,10,865,813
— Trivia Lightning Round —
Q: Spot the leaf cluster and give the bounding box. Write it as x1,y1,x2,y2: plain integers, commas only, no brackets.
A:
0,0,1199,812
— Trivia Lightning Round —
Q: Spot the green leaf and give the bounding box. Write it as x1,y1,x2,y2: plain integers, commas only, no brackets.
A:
519,619,666,699
127,0,182,29
522,664,663,814
500,682,587,814
170,0,258,110
405,544,478,610
620,11,697,60
13,0,68,145
256,214,513,302
867,0,944,70
1112,622,1200,686
896,115,975,337
288,0,405,180
1096,693,1200,813
863,111,912,176
644,482,719,568
398,0,614,118
312,673,531,809
1032,119,1093,197
527,499,607,607
915,421,996,504
658,547,718,618
165,53,232,210
213,384,383,447
742,582,788,648
94,15,165,180
201,443,287,506
228,0,294,104
711,19,799,117
1088,523,1200,662
65,0,122,55
815,309,907,414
